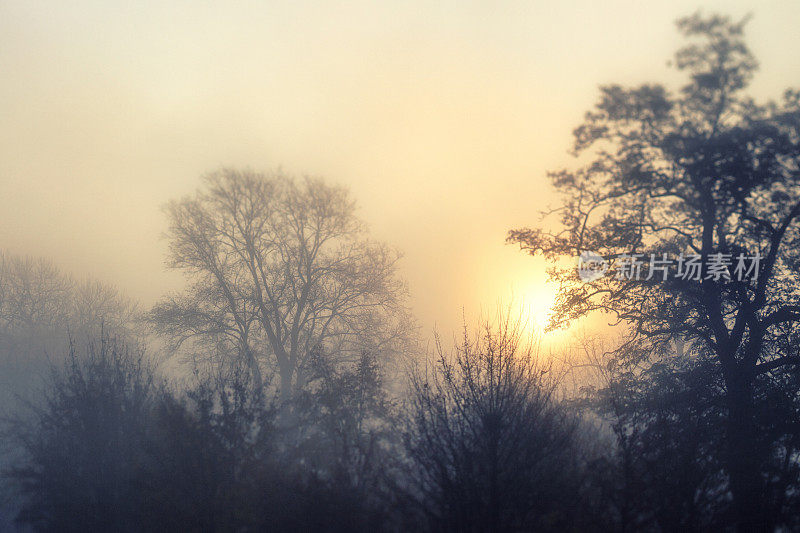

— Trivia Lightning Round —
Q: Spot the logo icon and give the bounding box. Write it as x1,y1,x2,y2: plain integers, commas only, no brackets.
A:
578,251,608,282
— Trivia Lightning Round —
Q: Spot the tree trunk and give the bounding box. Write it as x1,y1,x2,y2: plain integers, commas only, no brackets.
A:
244,347,262,392
279,364,293,404
725,370,771,532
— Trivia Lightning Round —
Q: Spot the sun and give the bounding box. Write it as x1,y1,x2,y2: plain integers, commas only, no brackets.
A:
513,281,559,335
530,288,557,332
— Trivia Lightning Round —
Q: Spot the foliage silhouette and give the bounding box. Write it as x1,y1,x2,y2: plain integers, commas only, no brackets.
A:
510,12,800,531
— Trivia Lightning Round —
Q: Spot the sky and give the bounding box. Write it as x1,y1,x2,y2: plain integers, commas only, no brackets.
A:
1,0,799,342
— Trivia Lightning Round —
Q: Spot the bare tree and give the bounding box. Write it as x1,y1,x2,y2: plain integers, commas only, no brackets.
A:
151,169,411,401
0,251,139,406
0,251,138,338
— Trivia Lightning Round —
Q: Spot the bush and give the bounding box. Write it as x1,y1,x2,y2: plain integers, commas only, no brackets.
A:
400,317,587,532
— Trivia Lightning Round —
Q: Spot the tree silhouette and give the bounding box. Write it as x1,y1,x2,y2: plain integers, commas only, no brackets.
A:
5,335,157,532
151,169,411,402
401,316,585,531
0,251,139,405
509,13,800,531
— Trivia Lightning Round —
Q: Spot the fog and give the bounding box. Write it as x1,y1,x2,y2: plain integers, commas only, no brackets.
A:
3,3,800,531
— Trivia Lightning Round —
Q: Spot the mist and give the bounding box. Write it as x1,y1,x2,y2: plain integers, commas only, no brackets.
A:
2,2,800,531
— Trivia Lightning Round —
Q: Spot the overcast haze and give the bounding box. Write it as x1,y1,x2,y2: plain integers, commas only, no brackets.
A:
2,0,799,337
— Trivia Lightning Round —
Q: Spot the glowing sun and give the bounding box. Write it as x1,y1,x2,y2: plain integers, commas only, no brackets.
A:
513,281,559,335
